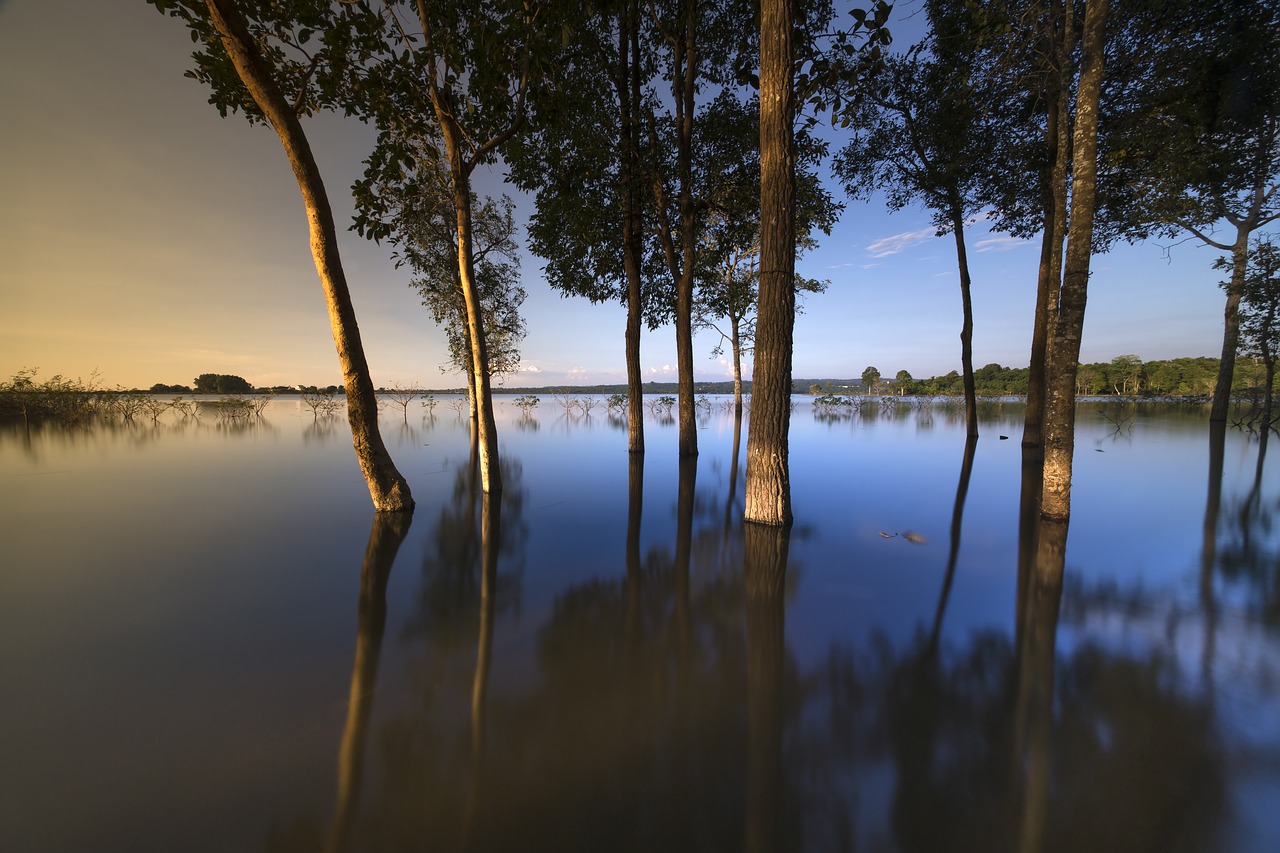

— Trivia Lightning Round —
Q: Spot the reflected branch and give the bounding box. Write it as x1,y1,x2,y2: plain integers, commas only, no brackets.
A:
928,434,979,655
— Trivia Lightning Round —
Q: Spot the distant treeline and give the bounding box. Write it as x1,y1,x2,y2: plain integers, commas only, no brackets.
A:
126,355,1269,399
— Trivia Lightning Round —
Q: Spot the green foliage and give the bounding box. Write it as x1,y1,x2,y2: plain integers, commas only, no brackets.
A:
513,395,540,413
861,365,881,392
193,373,253,394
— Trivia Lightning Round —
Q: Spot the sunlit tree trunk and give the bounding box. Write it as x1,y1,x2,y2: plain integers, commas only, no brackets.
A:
1041,0,1107,522
203,0,412,512
1025,0,1074,452
445,143,502,494
744,0,796,526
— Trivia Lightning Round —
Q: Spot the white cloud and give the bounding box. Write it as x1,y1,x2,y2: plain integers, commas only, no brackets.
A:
866,226,938,258
974,235,1031,252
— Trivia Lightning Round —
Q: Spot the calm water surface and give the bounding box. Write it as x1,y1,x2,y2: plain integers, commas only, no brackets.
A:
2,396,1278,852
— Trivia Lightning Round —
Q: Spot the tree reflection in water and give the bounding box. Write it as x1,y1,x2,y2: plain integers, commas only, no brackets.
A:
308,415,1266,852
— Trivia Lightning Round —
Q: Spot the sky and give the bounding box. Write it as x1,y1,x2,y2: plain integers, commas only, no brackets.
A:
0,0,1234,391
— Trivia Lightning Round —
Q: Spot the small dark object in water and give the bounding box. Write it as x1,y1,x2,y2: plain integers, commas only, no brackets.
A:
999,435,1009,440
903,531,927,545
1095,448,1105,452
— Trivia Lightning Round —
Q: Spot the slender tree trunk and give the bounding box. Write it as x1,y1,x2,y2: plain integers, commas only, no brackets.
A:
445,151,502,494
618,1,645,455
1027,0,1075,452
951,208,978,438
731,315,744,416
204,0,411,512
744,0,796,526
1024,25,1063,450
674,18,699,459
1040,0,1108,522
1211,229,1250,422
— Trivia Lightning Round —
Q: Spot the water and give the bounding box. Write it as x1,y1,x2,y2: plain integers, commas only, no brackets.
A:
1,396,1277,852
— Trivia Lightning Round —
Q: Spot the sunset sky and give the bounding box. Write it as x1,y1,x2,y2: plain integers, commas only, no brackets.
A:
1,0,1229,391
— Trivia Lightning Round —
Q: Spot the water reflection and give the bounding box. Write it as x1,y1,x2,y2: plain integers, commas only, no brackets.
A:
325,511,413,853
4,399,1280,852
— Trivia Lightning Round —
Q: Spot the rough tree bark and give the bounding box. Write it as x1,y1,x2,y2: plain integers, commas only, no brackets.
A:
617,0,646,455
1041,0,1108,522
204,0,412,512
744,0,796,526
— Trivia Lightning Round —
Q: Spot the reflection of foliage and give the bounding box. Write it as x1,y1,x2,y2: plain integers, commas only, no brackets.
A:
401,457,528,650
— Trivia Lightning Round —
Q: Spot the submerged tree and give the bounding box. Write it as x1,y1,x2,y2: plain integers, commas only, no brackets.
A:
1108,0,1280,423
151,0,413,512
1230,236,1280,430
353,140,526,434
833,17,1003,438
508,0,661,455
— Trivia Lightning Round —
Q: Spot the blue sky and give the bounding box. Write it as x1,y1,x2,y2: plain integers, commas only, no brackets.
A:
0,0,1231,390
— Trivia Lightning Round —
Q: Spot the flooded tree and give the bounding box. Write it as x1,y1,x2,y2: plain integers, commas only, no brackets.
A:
353,145,526,440
151,0,413,512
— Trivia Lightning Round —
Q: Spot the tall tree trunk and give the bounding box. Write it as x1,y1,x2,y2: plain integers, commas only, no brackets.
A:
204,0,412,512
446,151,503,494
1211,229,1250,422
675,18,699,459
1026,0,1075,452
744,0,796,526
951,208,978,438
1041,0,1108,522
618,1,645,455
731,315,744,416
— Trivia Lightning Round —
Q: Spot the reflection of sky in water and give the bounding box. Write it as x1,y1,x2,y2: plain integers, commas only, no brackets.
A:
1,397,1277,851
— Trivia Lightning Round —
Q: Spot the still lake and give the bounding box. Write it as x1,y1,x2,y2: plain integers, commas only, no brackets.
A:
2,395,1278,852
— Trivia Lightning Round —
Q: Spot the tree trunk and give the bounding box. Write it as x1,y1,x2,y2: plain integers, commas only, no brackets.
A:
674,20,699,459
951,208,978,438
446,149,502,494
1023,27,1063,450
744,0,796,526
1041,0,1108,522
1211,230,1250,422
204,0,412,512
618,1,645,455
731,315,744,416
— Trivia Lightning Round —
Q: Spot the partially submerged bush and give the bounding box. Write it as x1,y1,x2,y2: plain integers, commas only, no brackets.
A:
1,368,104,424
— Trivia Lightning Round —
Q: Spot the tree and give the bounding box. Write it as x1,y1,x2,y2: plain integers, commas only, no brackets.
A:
361,0,561,495
743,0,798,525
697,94,839,417
1108,354,1143,395
192,373,252,394
507,0,660,456
861,365,881,394
1040,0,1110,523
645,0,762,459
833,21,999,437
152,0,413,512
353,146,526,432
1231,236,1280,429
1107,0,1280,423
894,369,913,394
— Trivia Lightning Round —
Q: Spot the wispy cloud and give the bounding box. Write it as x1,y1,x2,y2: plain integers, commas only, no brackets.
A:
826,261,856,270
975,235,1031,252
866,226,937,258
